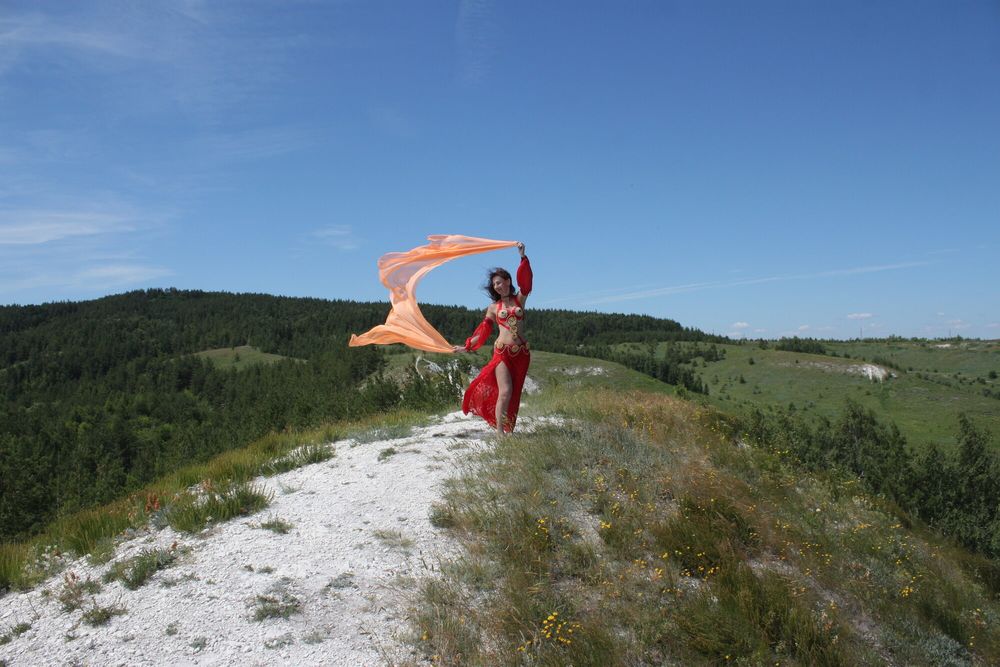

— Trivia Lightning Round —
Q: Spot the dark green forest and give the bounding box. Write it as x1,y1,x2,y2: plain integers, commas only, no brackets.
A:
1,289,720,541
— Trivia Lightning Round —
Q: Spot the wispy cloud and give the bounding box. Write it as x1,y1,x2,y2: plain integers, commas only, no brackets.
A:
847,312,873,320
1,6,305,119
0,201,170,301
732,321,749,329
0,263,172,296
308,225,360,251
0,210,135,245
584,260,938,305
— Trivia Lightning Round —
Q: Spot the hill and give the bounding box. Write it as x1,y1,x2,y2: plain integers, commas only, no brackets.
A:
2,370,999,665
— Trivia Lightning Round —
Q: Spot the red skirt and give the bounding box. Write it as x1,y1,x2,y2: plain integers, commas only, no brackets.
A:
462,341,531,432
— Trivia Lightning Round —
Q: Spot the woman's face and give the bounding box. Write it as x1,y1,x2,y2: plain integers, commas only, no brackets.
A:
492,274,510,297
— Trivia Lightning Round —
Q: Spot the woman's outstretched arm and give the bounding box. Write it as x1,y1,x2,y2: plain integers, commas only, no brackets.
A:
452,306,494,353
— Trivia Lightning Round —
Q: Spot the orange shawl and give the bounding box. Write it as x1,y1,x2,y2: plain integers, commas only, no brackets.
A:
349,235,518,353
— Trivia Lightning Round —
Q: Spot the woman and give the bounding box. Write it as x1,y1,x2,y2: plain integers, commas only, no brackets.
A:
453,241,532,435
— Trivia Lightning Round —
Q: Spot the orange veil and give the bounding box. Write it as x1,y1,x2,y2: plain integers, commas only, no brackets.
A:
348,235,518,353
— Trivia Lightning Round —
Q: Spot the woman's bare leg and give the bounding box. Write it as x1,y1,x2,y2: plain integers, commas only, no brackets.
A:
495,361,512,436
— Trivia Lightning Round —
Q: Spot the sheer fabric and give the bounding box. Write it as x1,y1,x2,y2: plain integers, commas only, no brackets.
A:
349,235,517,353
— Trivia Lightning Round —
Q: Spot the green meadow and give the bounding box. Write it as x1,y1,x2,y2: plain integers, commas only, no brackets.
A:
193,345,300,371
642,340,1000,452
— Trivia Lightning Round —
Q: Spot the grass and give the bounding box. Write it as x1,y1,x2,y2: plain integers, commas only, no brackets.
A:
103,547,179,590
668,340,1000,451
356,426,413,445
0,621,30,646
193,345,300,371
165,482,273,533
56,571,102,611
81,600,126,626
258,516,294,534
378,446,398,461
263,442,335,475
373,528,414,550
411,385,1000,665
252,581,302,621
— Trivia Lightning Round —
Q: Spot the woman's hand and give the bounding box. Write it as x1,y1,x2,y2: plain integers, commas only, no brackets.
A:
452,345,466,353
516,241,526,257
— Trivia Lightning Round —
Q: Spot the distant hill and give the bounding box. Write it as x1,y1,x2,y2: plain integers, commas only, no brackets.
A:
0,288,715,542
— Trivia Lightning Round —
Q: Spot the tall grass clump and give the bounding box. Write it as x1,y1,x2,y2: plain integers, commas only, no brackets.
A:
104,547,179,590
166,482,273,533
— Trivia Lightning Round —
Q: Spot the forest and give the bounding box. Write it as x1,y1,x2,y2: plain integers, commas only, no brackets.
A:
0,289,720,541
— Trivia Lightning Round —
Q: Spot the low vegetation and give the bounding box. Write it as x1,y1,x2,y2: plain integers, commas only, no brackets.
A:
414,388,1000,665
103,547,180,590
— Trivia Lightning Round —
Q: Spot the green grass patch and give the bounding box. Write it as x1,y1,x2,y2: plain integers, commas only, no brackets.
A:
687,340,1000,451
193,345,299,371
258,516,293,534
81,601,126,626
103,547,179,590
166,482,272,533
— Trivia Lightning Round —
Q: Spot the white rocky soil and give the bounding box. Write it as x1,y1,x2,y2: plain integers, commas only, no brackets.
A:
0,411,554,667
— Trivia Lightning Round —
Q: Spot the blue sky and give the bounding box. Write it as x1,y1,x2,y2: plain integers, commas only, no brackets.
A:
1,1,998,340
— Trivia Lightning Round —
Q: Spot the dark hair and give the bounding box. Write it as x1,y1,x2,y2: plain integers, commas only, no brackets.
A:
483,267,516,302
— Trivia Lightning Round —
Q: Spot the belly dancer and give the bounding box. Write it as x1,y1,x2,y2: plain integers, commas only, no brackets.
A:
453,241,532,435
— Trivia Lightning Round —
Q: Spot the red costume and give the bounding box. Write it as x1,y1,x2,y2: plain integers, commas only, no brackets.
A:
462,256,533,432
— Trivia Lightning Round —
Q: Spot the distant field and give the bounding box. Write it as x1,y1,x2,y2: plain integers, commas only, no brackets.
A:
193,345,300,370
660,340,1000,451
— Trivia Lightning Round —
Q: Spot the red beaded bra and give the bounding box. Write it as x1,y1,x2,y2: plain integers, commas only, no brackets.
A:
496,295,525,339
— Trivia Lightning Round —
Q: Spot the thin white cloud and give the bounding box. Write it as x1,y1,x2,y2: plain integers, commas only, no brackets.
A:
732,321,749,329
0,263,171,295
847,313,873,320
585,260,938,305
798,325,811,331
0,210,135,245
0,199,171,302
309,225,360,251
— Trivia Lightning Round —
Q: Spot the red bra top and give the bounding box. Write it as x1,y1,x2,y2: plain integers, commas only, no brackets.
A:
496,295,524,332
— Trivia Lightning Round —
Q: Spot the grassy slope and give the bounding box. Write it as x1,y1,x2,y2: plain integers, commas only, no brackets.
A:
413,369,1000,666
5,347,999,664
655,341,1000,452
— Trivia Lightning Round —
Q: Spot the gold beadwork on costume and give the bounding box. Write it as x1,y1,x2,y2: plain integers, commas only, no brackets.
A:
494,341,529,356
